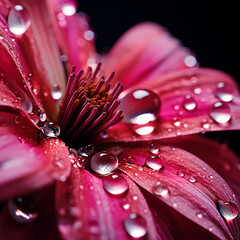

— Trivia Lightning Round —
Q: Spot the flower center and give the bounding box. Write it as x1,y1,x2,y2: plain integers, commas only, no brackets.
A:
57,63,123,147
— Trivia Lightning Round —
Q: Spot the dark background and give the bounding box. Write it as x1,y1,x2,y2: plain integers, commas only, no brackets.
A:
78,0,240,153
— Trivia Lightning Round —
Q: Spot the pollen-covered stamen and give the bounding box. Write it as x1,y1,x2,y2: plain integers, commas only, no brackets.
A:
58,63,123,145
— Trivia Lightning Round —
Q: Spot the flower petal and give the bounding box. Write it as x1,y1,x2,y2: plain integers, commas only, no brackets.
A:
102,22,190,89
109,142,239,239
46,0,96,73
55,166,168,239
0,112,70,201
98,68,240,143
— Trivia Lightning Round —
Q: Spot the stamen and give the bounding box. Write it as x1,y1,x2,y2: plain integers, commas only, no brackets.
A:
58,63,123,146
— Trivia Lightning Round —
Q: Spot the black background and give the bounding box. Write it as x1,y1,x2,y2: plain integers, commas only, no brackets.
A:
78,0,240,153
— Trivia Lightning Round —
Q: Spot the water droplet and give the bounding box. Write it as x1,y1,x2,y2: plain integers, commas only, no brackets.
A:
8,5,31,35
177,170,185,177
83,30,95,41
184,55,198,68
42,122,60,138
197,213,203,219
209,102,231,124
183,95,197,111
90,151,118,175
148,143,159,154
217,200,239,220
103,174,129,197
201,119,211,130
51,84,62,100
8,197,38,223
189,176,196,183
122,203,130,211
119,89,160,124
173,117,181,127
124,213,147,238
61,3,76,16
216,82,234,102
78,144,94,157
152,182,169,198
39,112,47,122
145,156,163,170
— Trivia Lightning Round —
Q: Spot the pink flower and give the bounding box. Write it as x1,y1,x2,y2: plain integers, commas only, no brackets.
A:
0,0,240,239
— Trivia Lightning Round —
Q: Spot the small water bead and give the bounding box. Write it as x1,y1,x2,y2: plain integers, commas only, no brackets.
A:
51,84,62,100
124,213,148,238
8,197,38,223
39,112,47,122
177,170,185,177
8,5,31,35
119,89,161,125
152,182,169,198
184,55,198,68
209,102,231,124
148,143,160,155
90,151,118,176
103,174,129,197
183,95,197,111
78,144,94,157
188,176,196,183
42,122,61,138
216,82,234,102
83,30,95,41
145,156,163,171
217,200,239,220
61,3,76,16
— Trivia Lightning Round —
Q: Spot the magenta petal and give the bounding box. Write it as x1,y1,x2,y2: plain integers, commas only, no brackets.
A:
102,22,190,89
0,112,70,201
115,142,238,239
55,166,172,239
99,68,240,143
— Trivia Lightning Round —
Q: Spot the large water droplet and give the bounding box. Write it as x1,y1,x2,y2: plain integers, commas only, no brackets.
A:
217,200,239,220
124,213,147,238
61,3,76,16
145,156,163,170
8,197,38,223
78,144,94,157
8,5,31,35
216,82,234,102
103,174,129,197
90,151,118,175
120,89,160,124
183,95,197,111
152,182,169,198
51,84,62,100
42,122,60,138
209,102,231,124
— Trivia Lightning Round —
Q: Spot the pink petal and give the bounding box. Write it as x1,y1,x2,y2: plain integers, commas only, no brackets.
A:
1,0,66,120
102,22,190,89
111,142,239,239
0,112,70,201
0,186,61,240
98,68,240,143
46,0,96,73
55,166,171,239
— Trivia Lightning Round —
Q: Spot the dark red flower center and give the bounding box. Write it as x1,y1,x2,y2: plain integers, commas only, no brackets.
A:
57,63,123,147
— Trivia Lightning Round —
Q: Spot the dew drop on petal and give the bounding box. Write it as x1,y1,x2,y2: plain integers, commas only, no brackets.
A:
8,197,38,223
61,3,76,16
39,112,47,122
184,55,198,68
42,122,60,138
124,213,147,238
90,151,118,175
152,182,169,198
177,170,185,177
217,200,239,220
188,176,196,183
8,5,31,35
209,102,231,124
216,82,234,102
103,174,129,196
183,95,197,111
148,143,159,155
51,84,62,100
78,144,94,157
120,89,160,124
145,156,163,170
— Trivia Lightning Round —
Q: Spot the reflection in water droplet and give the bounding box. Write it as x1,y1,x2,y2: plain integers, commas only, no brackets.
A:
120,89,160,124
217,200,239,220
78,144,94,157
42,122,60,138
216,82,234,102
152,182,169,198
145,156,163,170
8,5,31,35
103,174,129,196
51,84,62,100
183,95,197,111
124,213,147,238
8,197,38,223
209,102,231,124
90,151,118,175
